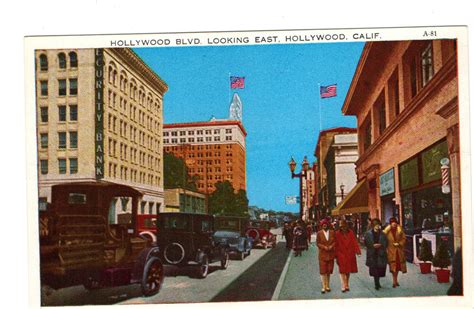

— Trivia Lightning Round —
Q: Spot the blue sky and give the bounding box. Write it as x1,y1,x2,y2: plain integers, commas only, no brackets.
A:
134,42,364,213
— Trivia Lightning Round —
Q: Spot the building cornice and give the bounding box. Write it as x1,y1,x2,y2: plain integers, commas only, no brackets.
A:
355,54,457,168
164,120,247,137
110,48,168,94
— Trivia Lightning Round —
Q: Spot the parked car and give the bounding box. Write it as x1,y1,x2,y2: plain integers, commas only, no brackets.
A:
214,216,253,260
245,220,277,249
39,182,164,297
156,213,230,278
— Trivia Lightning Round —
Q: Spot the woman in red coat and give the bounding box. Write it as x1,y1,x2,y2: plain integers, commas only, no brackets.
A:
335,219,361,292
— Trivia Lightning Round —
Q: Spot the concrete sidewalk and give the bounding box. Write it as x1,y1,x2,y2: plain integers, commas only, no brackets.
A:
276,238,450,300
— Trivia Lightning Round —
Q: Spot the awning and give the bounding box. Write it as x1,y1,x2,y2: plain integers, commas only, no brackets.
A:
331,179,369,216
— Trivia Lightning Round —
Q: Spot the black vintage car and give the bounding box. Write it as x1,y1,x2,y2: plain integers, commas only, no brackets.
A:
214,216,253,260
156,213,230,278
39,182,164,298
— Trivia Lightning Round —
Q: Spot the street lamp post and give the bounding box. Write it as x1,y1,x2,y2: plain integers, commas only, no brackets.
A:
340,183,345,201
288,156,310,220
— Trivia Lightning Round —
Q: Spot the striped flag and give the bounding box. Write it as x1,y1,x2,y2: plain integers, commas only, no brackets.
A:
230,76,245,89
320,84,337,98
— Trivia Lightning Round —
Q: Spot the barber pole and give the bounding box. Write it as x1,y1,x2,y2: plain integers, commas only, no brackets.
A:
440,158,450,194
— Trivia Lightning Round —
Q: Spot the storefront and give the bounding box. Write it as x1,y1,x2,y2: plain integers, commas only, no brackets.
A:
398,139,454,261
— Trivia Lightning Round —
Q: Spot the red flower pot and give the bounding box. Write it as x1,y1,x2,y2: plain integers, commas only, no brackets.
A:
435,269,450,283
419,262,432,274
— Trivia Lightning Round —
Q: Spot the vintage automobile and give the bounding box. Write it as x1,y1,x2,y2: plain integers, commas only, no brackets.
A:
214,216,253,260
39,182,164,297
245,220,277,249
156,213,230,278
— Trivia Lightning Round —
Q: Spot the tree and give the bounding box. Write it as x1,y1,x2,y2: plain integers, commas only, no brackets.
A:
418,238,434,262
208,181,249,216
432,241,452,269
163,152,197,191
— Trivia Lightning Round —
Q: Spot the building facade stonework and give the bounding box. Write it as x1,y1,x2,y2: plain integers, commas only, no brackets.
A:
35,48,168,218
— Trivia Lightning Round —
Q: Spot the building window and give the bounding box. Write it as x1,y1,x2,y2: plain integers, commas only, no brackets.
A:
226,129,232,134
58,159,66,174
58,79,67,96
58,106,66,122
58,53,66,69
362,116,372,153
188,138,195,143
171,131,177,136
180,138,186,143
180,131,186,136
69,131,78,148
164,132,169,136
39,54,48,71
69,105,77,121
40,133,48,149
375,91,386,134
69,78,78,95
409,57,418,98
58,132,66,149
40,107,48,123
389,71,401,117
70,158,78,174
206,137,212,142
188,131,194,135
214,129,220,134
40,160,48,175
40,80,48,96
226,136,232,141
421,43,434,87
214,136,220,141
69,52,78,68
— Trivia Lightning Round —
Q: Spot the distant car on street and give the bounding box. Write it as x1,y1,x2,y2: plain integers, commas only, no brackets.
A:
245,220,277,249
214,216,253,260
156,213,230,278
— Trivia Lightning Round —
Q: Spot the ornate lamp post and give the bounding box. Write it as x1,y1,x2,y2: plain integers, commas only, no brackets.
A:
289,156,310,220
340,183,345,200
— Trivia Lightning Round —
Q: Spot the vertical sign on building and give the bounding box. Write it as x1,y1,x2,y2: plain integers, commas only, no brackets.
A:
95,49,104,179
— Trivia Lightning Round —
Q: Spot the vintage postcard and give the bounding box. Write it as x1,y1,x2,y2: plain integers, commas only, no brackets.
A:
25,26,472,308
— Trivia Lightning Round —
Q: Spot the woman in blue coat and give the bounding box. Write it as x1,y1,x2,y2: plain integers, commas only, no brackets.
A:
364,218,388,290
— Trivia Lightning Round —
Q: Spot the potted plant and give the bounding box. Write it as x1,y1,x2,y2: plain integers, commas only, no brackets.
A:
432,241,451,283
418,238,433,274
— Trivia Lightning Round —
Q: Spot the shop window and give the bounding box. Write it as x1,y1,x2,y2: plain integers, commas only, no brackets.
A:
421,140,448,184
399,157,419,191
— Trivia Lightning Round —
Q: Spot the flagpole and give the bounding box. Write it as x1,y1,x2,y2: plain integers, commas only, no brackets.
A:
318,83,322,134
228,73,231,105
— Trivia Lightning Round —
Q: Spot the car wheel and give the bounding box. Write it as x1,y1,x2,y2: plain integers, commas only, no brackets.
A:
221,251,230,269
197,254,209,278
164,242,185,265
141,257,164,297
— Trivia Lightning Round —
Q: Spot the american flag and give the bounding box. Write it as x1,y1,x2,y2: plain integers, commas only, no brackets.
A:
230,76,245,89
320,84,337,98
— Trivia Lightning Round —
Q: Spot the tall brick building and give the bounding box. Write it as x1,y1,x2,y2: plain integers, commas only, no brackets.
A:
35,48,168,217
163,119,247,194
341,39,460,251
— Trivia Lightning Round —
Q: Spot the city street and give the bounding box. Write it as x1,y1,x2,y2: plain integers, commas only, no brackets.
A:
42,229,289,306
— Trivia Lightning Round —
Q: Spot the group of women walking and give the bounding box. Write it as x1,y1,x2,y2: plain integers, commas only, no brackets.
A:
315,216,407,293
282,220,312,257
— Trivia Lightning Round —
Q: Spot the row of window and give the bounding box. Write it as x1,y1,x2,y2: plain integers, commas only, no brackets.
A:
164,128,232,137
108,138,160,170
40,158,77,175
108,90,161,129
39,79,77,97
39,131,77,149
164,135,232,144
107,62,161,114
165,144,232,151
107,114,160,152
108,162,160,185
38,52,78,71
360,41,441,153
39,105,77,123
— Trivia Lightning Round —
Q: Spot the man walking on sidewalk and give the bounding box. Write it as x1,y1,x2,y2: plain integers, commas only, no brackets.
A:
316,219,335,293
364,218,388,290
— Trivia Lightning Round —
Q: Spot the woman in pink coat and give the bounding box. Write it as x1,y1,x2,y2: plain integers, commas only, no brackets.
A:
335,219,361,292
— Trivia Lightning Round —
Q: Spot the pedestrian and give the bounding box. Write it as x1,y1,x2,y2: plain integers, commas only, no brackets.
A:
282,222,292,249
364,218,388,290
335,219,361,292
383,217,407,288
316,219,336,293
292,220,307,257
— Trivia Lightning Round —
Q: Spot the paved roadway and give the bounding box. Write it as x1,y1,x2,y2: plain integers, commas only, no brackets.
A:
41,228,289,306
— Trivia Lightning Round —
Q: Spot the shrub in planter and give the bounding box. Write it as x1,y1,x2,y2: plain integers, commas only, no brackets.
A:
418,238,433,274
432,241,451,283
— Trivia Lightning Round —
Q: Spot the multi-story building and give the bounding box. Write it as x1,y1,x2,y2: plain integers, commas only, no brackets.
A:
163,119,247,194
35,48,168,218
164,188,206,213
314,127,357,216
323,133,359,213
341,39,460,251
